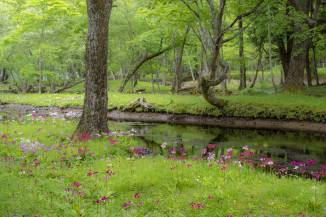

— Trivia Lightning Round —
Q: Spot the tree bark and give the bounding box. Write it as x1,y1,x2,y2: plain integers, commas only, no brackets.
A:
74,0,113,137
238,17,247,90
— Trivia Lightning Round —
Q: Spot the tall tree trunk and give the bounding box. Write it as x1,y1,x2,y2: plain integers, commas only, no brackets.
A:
74,0,113,137
172,27,189,93
306,48,312,87
238,17,246,90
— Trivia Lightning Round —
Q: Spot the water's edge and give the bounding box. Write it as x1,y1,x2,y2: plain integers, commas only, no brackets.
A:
1,104,326,134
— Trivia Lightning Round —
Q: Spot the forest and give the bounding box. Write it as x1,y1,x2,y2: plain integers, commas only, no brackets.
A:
0,0,326,216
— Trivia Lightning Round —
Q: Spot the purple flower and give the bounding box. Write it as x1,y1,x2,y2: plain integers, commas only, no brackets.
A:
320,164,326,169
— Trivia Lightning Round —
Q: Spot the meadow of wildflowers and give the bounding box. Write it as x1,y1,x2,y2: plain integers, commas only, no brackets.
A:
0,117,325,217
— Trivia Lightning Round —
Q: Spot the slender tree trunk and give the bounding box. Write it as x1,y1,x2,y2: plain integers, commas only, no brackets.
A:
250,47,263,88
172,27,189,93
74,0,113,137
119,47,172,92
267,3,276,90
239,17,246,90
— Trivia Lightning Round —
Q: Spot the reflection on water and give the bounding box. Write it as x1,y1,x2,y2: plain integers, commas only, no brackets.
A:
110,121,326,165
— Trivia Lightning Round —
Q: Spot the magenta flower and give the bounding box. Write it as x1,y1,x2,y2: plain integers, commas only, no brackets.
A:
71,181,81,188
320,164,326,169
207,144,217,149
122,201,133,209
290,161,305,167
306,160,317,166
96,199,101,204
101,196,108,201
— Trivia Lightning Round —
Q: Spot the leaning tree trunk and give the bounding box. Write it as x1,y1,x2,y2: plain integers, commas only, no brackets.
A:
74,0,113,137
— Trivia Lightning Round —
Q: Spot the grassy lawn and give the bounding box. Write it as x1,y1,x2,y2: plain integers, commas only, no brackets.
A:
0,119,325,216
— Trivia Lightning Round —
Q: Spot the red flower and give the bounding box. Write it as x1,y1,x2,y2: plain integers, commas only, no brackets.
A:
134,193,141,199
80,132,91,141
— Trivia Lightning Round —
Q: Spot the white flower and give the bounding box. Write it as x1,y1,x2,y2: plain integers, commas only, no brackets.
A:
161,142,167,149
